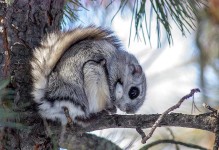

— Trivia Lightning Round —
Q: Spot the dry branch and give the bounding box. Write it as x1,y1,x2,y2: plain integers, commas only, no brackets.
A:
139,88,200,143
1,104,217,149
203,103,219,150
19,111,216,135
203,103,217,113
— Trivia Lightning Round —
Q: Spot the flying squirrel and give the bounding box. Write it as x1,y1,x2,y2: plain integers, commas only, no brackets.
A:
30,26,147,125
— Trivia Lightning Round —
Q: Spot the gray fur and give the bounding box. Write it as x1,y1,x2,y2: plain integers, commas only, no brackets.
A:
31,26,147,125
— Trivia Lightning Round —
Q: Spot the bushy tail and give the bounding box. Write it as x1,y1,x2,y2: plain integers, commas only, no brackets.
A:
30,26,115,103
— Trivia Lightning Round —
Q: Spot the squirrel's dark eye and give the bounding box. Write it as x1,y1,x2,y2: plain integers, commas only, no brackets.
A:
128,87,140,100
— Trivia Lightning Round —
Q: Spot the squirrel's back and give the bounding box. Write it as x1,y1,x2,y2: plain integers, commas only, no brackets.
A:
31,26,120,104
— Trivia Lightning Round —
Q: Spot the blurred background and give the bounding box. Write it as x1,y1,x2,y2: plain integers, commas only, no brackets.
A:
62,0,218,149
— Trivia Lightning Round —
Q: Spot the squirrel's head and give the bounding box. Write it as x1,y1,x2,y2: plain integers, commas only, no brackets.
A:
108,52,147,113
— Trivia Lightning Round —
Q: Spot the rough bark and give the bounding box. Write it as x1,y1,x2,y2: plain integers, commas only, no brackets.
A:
0,2,6,77
5,0,64,104
1,0,65,149
19,112,216,134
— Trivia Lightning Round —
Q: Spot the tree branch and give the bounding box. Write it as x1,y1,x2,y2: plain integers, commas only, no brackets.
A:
13,111,216,149
19,112,216,135
64,113,216,133
203,103,219,150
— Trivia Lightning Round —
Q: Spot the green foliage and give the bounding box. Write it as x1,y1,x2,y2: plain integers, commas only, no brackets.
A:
63,0,207,46
131,0,206,47
63,0,88,26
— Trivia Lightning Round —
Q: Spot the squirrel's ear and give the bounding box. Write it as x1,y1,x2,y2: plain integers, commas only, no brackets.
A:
129,64,142,77
134,65,142,75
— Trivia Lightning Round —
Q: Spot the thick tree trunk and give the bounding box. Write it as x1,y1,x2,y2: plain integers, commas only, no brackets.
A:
0,1,121,149
1,0,64,149
5,0,64,104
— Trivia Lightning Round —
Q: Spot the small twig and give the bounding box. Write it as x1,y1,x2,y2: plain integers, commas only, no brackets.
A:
191,95,201,114
203,103,217,113
141,88,200,143
136,127,146,139
213,111,219,150
140,139,209,150
62,106,73,125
